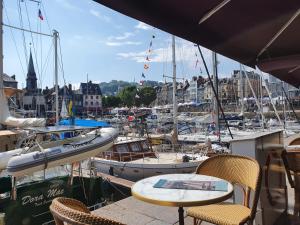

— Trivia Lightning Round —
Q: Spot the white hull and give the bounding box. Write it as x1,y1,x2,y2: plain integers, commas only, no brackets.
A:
93,154,207,181
7,128,118,177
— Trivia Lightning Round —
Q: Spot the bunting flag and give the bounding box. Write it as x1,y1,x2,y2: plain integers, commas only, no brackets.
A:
139,80,145,86
195,59,199,68
141,31,156,79
38,9,44,20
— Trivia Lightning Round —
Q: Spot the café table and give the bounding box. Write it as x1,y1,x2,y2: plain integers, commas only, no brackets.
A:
131,173,233,225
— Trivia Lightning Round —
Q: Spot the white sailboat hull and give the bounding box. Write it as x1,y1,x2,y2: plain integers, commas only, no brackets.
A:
93,154,207,181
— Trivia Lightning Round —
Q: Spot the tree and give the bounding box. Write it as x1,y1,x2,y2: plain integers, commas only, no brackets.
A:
102,96,121,108
139,86,157,106
118,86,137,107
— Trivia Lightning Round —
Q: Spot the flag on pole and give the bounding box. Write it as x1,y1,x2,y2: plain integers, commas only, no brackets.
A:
146,56,150,61
144,64,149,70
38,9,44,20
142,73,145,78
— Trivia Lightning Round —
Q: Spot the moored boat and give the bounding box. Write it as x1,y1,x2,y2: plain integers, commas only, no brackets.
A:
92,137,208,181
4,127,118,177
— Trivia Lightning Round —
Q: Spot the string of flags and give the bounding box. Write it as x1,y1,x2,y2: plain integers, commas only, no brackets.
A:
140,34,156,85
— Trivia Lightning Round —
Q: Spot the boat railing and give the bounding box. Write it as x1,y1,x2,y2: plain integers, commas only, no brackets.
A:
99,145,207,163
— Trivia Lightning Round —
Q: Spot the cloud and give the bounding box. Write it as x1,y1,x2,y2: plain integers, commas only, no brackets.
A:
106,41,141,46
105,32,139,46
55,0,82,11
117,40,211,64
89,9,111,22
114,32,134,40
135,22,152,30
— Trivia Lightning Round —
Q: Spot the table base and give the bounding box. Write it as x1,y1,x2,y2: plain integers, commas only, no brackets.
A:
178,206,184,225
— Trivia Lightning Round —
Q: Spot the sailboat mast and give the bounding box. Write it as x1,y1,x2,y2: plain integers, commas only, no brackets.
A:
212,52,220,139
0,0,3,91
239,63,245,130
172,35,178,143
53,30,59,125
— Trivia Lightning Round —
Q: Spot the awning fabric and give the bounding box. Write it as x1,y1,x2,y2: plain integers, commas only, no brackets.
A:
94,0,300,87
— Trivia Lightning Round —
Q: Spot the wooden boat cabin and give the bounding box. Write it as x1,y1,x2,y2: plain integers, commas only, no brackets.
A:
97,137,156,162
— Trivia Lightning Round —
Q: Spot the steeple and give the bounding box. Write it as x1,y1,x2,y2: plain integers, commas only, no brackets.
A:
26,50,37,91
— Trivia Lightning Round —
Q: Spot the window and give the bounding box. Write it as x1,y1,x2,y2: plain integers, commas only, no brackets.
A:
130,143,141,152
96,96,99,99
85,102,88,105
85,96,88,99
141,141,149,151
91,102,93,106
116,145,128,153
91,96,93,99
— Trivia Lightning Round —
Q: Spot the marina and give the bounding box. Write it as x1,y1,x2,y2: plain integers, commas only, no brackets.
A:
0,0,299,225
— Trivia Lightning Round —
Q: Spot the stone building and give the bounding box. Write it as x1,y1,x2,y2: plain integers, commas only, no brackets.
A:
79,81,102,116
22,51,45,116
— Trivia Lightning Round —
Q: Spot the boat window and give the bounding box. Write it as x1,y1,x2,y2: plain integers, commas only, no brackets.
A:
141,141,149,151
116,144,129,153
130,143,141,152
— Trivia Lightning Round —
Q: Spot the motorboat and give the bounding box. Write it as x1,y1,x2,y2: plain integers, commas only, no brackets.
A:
92,136,208,181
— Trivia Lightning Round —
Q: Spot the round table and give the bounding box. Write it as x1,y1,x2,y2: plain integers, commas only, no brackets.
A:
131,174,233,225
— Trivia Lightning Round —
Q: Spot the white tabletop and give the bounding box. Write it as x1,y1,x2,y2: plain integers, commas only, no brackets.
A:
131,174,233,207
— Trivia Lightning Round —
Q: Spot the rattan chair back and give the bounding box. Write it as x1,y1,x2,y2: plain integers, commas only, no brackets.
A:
50,197,125,225
282,150,300,188
196,154,262,220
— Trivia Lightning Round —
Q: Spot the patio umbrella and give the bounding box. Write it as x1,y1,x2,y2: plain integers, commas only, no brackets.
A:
94,0,300,86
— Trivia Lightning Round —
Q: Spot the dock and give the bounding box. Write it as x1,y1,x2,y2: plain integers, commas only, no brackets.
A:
93,196,200,225
97,172,134,189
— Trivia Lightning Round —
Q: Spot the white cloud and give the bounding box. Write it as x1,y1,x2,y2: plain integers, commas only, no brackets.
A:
135,22,152,30
114,32,134,40
106,41,141,46
117,40,211,64
89,9,111,22
55,0,82,11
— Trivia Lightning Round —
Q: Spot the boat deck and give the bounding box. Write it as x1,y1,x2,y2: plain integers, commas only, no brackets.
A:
127,153,207,164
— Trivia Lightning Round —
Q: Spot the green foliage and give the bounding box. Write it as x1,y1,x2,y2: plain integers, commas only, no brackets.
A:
102,95,121,108
118,86,137,107
138,86,157,106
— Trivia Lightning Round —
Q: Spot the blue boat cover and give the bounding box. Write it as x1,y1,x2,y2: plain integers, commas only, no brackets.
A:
59,118,111,128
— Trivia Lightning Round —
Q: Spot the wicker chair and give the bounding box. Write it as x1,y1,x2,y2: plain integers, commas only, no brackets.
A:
49,197,126,225
187,154,262,225
282,149,300,216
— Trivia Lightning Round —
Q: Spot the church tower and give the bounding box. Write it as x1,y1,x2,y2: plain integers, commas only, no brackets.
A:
26,50,37,92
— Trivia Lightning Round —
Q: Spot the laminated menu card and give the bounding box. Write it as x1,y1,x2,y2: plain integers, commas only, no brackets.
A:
153,179,228,191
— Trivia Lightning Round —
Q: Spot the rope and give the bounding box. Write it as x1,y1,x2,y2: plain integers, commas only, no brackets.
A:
17,0,29,67
3,2,26,79
104,178,128,197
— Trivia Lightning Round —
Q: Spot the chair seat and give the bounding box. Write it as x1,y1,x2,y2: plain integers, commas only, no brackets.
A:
187,202,251,225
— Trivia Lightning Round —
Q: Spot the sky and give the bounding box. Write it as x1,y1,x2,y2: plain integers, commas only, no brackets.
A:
3,0,244,90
